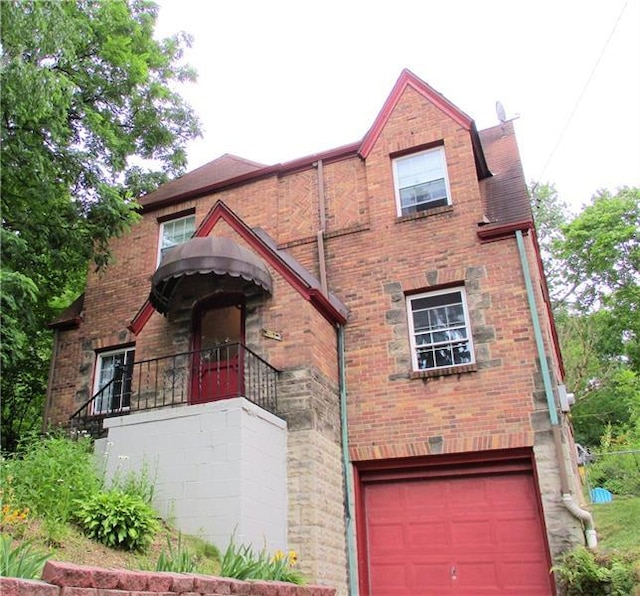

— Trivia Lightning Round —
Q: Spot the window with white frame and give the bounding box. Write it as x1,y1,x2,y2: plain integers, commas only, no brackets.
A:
407,288,474,371
93,347,135,414
393,147,451,216
157,214,195,264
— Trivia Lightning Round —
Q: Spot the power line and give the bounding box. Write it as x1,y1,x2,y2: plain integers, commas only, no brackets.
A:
537,0,630,183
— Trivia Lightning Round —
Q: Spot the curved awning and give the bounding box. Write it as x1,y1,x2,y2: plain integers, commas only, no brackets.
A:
150,236,272,314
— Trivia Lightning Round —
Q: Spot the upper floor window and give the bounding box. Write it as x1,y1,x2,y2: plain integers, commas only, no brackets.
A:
157,214,195,264
93,347,135,414
406,288,474,371
393,147,451,216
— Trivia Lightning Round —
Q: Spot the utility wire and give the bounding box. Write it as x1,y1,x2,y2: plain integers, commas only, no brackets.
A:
537,0,630,184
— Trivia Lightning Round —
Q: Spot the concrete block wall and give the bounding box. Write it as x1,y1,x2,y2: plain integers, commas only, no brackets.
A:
0,560,336,596
97,399,287,552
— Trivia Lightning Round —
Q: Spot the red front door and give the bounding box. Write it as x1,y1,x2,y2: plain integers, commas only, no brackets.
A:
191,297,245,404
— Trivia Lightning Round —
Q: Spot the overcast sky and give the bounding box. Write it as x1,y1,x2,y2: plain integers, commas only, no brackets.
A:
155,0,639,213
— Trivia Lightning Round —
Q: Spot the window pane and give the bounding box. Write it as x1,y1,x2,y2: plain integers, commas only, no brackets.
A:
409,290,472,371
453,342,472,364
160,215,195,256
435,347,453,367
396,148,449,216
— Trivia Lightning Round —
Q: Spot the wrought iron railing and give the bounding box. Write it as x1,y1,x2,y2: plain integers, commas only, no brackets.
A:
69,343,279,438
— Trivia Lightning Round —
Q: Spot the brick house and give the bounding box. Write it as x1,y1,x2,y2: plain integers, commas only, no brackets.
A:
46,69,592,595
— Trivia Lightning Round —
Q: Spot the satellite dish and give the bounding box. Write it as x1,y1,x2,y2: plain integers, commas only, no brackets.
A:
496,101,507,123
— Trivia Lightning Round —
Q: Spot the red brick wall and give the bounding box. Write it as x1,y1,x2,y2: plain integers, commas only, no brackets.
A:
48,78,554,467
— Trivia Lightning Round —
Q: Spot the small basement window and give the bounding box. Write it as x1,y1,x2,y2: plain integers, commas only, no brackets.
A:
393,147,451,216
92,347,135,414
157,214,196,264
407,288,474,371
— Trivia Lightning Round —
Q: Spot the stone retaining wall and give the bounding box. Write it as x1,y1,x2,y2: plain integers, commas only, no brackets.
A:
1,561,336,596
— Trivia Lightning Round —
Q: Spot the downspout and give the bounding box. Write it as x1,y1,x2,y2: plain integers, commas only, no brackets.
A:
314,160,329,295
515,229,597,548
338,324,359,594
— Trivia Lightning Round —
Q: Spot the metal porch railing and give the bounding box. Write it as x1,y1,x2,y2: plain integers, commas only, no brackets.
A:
69,343,279,438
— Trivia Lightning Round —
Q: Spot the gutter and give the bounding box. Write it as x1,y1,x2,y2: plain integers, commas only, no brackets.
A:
515,229,597,549
338,324,358,594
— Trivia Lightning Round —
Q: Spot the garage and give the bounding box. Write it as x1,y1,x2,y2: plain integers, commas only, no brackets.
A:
358,455,554,595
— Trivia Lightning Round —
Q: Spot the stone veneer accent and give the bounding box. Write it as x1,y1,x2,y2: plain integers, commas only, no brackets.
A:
1,560,336,595
277,366,348,595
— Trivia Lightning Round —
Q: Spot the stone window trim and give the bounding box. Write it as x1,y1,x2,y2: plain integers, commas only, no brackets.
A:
392,145,452,217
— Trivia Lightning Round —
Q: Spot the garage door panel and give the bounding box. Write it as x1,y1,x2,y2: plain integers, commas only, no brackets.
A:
363,467,553,595
408,521,450,548
367,521,404,550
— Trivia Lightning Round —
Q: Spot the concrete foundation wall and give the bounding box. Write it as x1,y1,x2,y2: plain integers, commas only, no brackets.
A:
95,398,287,552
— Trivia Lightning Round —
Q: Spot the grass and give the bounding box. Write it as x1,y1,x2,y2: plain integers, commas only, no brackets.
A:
1,516,221,575
592,495,640,558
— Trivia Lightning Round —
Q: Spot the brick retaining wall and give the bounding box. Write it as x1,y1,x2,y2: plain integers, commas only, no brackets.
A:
1,561,336,596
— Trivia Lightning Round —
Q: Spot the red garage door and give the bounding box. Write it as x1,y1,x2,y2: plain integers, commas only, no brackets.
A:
362,468,554,595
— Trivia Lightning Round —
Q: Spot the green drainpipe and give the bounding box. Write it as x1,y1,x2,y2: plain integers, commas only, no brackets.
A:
515,229,597,548
338,324,359,594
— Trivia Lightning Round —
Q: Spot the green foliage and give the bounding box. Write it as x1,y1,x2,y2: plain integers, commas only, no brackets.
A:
558,188,640,370
571,366,640,447
552,546,636,595
108,458,157,505
0,434,101,524
0,534,50,579
154,533,197,573
586,430,640,496
219,538,305,584
531,184,640,448
74,490,159,552
0,0,201,453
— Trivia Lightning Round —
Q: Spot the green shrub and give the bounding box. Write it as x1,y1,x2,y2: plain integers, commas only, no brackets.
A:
219,537,305,585
0,433,101,523
587,451,640,496
552,546,636,595
0,534,50,579
74,490,159,552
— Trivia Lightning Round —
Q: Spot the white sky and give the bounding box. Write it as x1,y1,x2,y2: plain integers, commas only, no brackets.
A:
155,0,640,214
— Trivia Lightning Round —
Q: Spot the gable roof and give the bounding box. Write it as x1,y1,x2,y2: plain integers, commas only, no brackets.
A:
138,70,494,212
358,69,491,178
478,121,533,228
139,154,266,209
129,201,348,334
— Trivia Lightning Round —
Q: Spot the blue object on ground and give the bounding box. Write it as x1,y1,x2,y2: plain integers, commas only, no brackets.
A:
590,487,613,503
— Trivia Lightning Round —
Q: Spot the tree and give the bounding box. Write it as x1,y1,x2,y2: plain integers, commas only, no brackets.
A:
1,0,201,451
558,188,640,372
531,185,640,447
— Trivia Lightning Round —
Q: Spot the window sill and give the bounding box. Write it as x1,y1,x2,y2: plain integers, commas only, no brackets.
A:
410,363,478,379
396,205,454,223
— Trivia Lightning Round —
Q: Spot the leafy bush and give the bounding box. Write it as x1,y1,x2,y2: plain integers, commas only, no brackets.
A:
0,534,50,579
587,451,640,496
0,433,100,523
219,538,305,584
75,490,159,552
552,546,636,595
